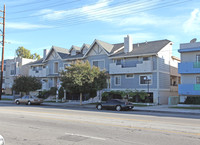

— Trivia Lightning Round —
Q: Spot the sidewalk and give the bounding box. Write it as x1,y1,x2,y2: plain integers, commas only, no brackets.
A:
1,100,200,115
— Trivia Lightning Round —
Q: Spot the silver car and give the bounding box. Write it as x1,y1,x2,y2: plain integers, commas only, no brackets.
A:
15,95,43,105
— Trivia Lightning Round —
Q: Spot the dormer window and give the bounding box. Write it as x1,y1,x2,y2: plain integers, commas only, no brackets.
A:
71,50,76,56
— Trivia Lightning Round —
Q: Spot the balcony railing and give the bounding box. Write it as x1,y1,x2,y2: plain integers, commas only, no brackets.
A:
30,69,46,77
109,60,153,74
178,62,200,74
178,84,200,96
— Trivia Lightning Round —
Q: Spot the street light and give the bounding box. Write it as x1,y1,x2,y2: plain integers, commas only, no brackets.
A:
144,76,151,93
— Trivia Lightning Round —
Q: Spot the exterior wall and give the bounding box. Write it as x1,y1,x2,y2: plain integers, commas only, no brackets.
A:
159,72,170,89
110,73,157,90
87,54,110,71
181,52,199,62
4,57,36,94
178,41,200,97
158,91,179,105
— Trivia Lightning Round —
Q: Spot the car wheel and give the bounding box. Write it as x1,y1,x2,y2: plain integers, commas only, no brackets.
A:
116,105,121,111
27,101,31,105
16,100,20,105
97,104,102,110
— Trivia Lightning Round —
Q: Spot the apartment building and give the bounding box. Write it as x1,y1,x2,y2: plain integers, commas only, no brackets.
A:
178,40,200,100
2,57,35,94
29,35,180,104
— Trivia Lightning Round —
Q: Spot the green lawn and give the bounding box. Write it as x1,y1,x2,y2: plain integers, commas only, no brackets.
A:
170,106,200,110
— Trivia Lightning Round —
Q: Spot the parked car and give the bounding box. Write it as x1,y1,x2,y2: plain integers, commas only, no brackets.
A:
15,95,43,105
96,99,134,111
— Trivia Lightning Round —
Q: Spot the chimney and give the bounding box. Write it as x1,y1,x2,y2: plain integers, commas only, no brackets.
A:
43,49,49,59
124,35,133,53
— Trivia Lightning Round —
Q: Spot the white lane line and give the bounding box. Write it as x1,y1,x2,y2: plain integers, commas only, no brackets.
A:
65,132,106,141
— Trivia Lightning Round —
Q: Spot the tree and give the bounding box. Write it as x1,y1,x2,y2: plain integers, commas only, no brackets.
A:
60,60,107,105
16,46,41,60
12,76,42,95
31,53,41,60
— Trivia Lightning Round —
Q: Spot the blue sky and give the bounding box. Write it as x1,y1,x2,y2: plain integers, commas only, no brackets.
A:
1,0,200,59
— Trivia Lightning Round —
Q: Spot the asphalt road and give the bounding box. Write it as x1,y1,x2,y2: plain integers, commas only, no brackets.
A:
0,103,200,145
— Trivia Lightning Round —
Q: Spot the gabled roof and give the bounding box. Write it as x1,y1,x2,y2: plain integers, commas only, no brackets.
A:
80,43,90,52
69,45,81,52
96,39,114,53
110,39,171,58
43,45,68,62
29,58,43,66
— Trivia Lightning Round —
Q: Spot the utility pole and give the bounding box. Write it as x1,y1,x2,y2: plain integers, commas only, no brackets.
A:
0,4,5,100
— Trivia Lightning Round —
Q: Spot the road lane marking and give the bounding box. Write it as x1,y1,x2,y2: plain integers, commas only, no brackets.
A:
1,108,200,137
65,132,106,141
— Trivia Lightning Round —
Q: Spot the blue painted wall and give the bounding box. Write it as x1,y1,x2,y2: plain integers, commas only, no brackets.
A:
110,72,157,90
178,62,200,74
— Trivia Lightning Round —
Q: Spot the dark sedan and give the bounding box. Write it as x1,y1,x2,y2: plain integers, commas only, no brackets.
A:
96,99,134,111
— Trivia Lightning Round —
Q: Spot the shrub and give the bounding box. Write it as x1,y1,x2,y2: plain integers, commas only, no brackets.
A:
58,87,64,99
184,97,200,104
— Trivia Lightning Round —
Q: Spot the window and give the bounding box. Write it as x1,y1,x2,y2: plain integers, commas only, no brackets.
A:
54,62,58,73
114,76,121,86
125,74,134,79
143,57,149,61
116,59,122,65
140,75,152,85
39,66,42,70
196,76,200,84
92,60,104,70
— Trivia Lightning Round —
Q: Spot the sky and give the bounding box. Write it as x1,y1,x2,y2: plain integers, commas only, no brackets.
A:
0,0,200,59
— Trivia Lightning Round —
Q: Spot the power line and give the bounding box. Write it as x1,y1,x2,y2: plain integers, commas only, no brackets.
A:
7,0,114,20
6,0,190,34
7,0,53,8
7,0,81,14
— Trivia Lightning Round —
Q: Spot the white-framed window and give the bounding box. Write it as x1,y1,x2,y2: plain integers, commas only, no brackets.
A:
196,76,200,84
116,59,122,65
196,54,200,62
125,74,134,79
114,76,121,86
92,60,105,70
139,75,152,85
54,62,59,74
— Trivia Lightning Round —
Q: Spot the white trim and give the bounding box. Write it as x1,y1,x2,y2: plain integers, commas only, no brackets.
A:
53,61,59,74
109,53,157,59
83,40,110,57
196,76,200,84
43,46,62,62
125,74,134,79
91,59,105,70
114,75,121,86
139,74,152,85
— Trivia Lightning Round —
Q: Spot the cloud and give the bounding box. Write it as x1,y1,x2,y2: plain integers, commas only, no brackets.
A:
39,0,160,22
6,22,53,29
183,8,200,33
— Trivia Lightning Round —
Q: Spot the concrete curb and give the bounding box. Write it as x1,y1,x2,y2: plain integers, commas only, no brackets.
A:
133,108,200,115
0,101,200,115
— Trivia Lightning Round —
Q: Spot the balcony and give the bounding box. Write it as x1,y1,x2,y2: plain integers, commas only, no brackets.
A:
109,60,153,74
29,69,46,77
178,62,200,74
178,84,200,96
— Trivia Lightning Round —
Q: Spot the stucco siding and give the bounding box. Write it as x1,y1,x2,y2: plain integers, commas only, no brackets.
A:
181,52,200,62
